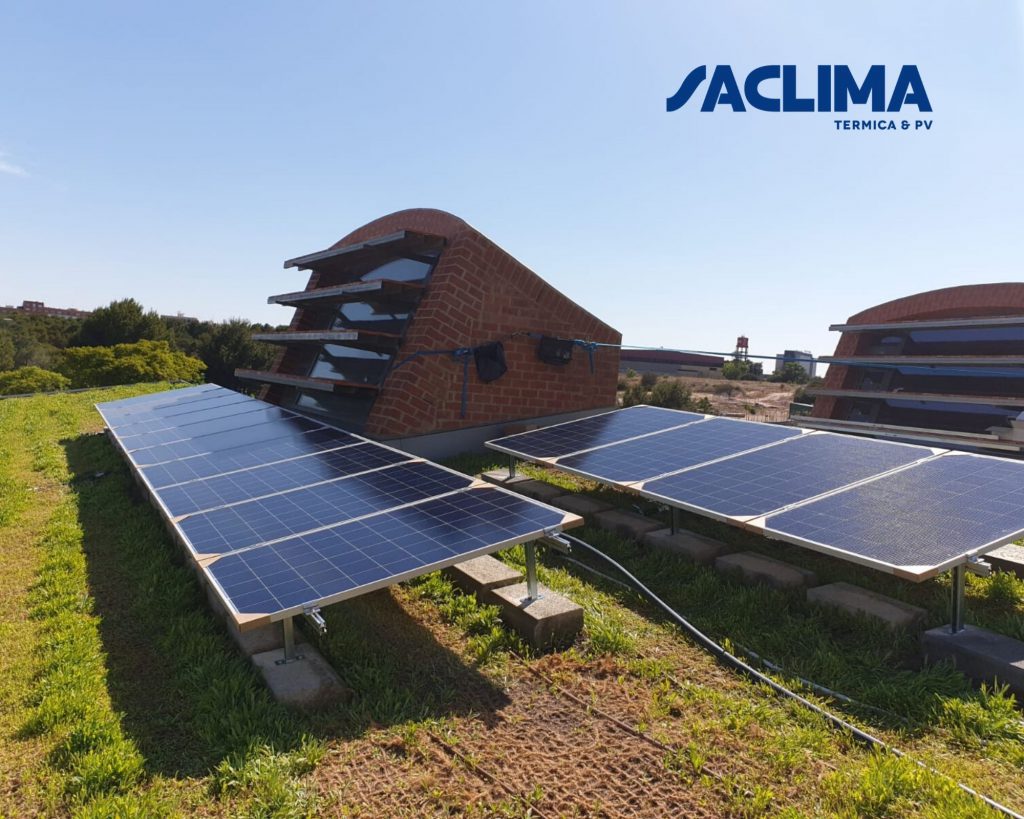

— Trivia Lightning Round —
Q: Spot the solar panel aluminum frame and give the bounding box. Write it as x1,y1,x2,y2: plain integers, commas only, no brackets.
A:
198,485,583,631
97,390,583,632
485,405,714,464
755,450,1024,582
630,433,947,528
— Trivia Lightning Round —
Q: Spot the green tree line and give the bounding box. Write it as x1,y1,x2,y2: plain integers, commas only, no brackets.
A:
0,298,280,395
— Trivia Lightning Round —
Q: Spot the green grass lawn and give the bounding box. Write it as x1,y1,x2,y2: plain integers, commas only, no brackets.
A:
1,384,1024,817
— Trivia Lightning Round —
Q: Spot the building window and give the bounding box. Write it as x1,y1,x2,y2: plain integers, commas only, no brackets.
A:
309,344,392,385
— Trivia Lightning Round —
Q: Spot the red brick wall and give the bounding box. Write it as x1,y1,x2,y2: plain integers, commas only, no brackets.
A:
271,209,621,437
813,283,1024,419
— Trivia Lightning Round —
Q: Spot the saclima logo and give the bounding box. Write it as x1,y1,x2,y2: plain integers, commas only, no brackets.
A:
666,65,931,113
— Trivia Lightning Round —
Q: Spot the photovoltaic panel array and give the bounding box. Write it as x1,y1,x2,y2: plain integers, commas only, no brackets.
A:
98,385,580,629
487,407,1024,580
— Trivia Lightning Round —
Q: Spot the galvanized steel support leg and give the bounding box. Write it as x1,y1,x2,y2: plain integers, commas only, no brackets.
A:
950,564,966,635
277,616,299,664
525,542,539,601
509,455,517,479
671,508,680,535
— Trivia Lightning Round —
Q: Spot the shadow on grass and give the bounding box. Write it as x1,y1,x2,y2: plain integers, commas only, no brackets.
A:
62,432,509,779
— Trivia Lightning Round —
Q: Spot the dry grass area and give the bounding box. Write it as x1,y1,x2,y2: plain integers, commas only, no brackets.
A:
620,373,800,420
2,384,1024,817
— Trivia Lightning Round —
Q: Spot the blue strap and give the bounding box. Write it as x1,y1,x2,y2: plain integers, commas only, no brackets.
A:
573,339,599,374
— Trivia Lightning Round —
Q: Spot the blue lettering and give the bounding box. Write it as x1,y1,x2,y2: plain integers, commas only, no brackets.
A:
834,65,886,112
782,65,813,111
702,65,745,111
743,65,780,112
887,65,931,112
666,65,707,112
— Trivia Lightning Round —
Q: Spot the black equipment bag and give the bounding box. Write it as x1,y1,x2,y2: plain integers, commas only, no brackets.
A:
536,335,574,366
474,341,508,383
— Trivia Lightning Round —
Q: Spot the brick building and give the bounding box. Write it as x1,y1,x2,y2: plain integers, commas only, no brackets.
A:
238,209,620,453
0,300,91,319
803,283,1024,453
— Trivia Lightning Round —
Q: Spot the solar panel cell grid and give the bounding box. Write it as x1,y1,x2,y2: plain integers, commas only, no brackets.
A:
128,416,325,465
138,428,360,488
640,433,935,518
179,461,474,557
118,406,299,449
207,487,568,615
115,402,292,439
158,442,413,516
100,386,231,421
490,405,704,459
557,417,803,484
105,391,251,425
764,453,1024,575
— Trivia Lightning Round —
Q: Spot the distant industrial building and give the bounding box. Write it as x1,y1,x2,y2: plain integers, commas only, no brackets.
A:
802,283,1024,454
619,349,724,378
775,349,816,378
241,208,620,456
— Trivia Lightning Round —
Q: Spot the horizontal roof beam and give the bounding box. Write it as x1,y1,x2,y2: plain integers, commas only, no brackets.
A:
267,279,425,307
806,387,1024,407
283,230,445,271
233,369,380,393
830,315,1024,333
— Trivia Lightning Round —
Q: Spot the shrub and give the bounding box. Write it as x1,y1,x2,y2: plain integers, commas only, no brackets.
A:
625,368,637,378
0,366,71,395
640,371,659,389
58,341,205,388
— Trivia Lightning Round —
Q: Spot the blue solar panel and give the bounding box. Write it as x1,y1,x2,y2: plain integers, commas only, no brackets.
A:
97,384,220,416
639,433,935,518
100,386,232,422
127,417,325,466
106,391,251,425
118,405,299,449
179,461,474,557
489,405,704,459
763,453,1024,577
206,486,568,615
556,417,804,483
158,442,414,517
114,401,279,438
139,428,360,489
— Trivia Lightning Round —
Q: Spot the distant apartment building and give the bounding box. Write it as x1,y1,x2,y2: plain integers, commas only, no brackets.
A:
619,349,724,378
775,349,816,378
0,300,91,319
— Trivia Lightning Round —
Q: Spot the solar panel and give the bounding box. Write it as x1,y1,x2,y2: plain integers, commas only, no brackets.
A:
99,386,582,631
763,453,1024,579
178,461,474,558
204,486,569,622
638,433,937,519
127,416,326,466
555,417,804,484
158,443,414,517
488,405,706,460
118,405,299,449
138,428,360,489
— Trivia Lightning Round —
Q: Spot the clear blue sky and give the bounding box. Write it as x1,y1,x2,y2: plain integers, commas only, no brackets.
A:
2,2,1022,363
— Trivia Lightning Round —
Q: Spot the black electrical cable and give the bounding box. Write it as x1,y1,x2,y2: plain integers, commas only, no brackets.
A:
560,532,1023,819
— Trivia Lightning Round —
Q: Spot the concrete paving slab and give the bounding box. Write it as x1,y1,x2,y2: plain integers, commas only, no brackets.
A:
444,555,522,596
922,625,1024,697
507,478,566,504
550,494,614,519
593,508,662,541
644,528,732,565
715,551,818,590
987,545,1024,579
251,641,351,709
808,582,926,630
489,582,584,649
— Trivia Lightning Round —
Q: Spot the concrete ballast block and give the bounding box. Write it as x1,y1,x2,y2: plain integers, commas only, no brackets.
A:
922,625,1024,698
251,642,352,709
808,582,926,630
480,469,532,489
986,545,1024,579
550,493,614,519
715,551,817,590
643,528,731,565
489,582,584,649
444,555,522,596
593,509,661,541
508,479,567,504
